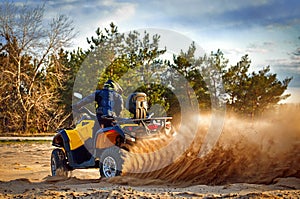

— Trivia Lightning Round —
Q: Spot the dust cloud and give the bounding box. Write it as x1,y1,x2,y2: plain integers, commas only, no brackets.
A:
117,105,300,186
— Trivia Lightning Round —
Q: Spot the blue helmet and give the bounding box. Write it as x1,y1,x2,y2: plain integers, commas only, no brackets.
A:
104,80,123,94
104,80,115,89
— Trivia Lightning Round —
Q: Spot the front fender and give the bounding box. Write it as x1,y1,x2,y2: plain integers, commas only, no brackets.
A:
52,129,70,150
52,129,80,168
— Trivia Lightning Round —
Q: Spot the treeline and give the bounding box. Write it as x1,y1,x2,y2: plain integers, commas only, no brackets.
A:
0,2,292,134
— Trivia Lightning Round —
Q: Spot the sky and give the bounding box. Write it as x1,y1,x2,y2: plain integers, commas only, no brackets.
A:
12,0,300,103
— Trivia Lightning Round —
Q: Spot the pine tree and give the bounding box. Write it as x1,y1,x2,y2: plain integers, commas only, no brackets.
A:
223,55,292,117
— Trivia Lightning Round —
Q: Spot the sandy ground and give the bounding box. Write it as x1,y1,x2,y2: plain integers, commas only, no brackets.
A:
0,143,299,199
0,108,299,198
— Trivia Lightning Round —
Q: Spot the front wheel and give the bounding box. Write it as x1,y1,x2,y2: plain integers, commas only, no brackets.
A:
99,147,124,178
51,148,69,177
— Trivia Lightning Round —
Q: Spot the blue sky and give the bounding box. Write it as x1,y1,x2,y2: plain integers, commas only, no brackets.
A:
13,0,300,102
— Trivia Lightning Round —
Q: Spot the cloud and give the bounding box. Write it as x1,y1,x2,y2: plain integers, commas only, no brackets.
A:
223,48,245,55
266,44,300,87
283,43,300,74
126,0,300,33
40,0,137,48
265,57,300,87
292,47,300,56
267,57,300,72
98,0,137,26
45,0,136,23
16,0,300,39
245,42,276,53
15,0,300,33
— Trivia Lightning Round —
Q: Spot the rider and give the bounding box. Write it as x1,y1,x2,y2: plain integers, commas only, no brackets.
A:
73,80,123,128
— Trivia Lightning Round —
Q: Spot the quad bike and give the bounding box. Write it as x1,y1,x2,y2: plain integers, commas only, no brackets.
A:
51,92,173,178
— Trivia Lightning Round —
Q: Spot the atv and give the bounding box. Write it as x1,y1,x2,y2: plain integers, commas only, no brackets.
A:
50,92,173,178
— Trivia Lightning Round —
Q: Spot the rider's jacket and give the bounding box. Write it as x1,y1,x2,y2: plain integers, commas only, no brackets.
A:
75,88,123,117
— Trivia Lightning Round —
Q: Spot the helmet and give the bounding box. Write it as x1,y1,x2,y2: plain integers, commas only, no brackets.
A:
104,80,123,94
104,80,115,89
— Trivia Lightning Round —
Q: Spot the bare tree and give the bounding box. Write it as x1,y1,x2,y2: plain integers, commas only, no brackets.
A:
0,1,76,133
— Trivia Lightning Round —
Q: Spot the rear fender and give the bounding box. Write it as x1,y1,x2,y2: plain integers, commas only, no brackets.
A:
94,126,125,149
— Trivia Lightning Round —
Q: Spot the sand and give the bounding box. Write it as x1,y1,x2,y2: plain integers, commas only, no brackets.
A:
0,109,299,198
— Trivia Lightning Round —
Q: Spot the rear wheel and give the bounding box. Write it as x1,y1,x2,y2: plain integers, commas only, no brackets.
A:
99,147,124,178
51,148,69,177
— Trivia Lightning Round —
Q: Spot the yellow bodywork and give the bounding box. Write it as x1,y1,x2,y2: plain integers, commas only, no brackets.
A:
65,120,139,150
66,120,95,150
